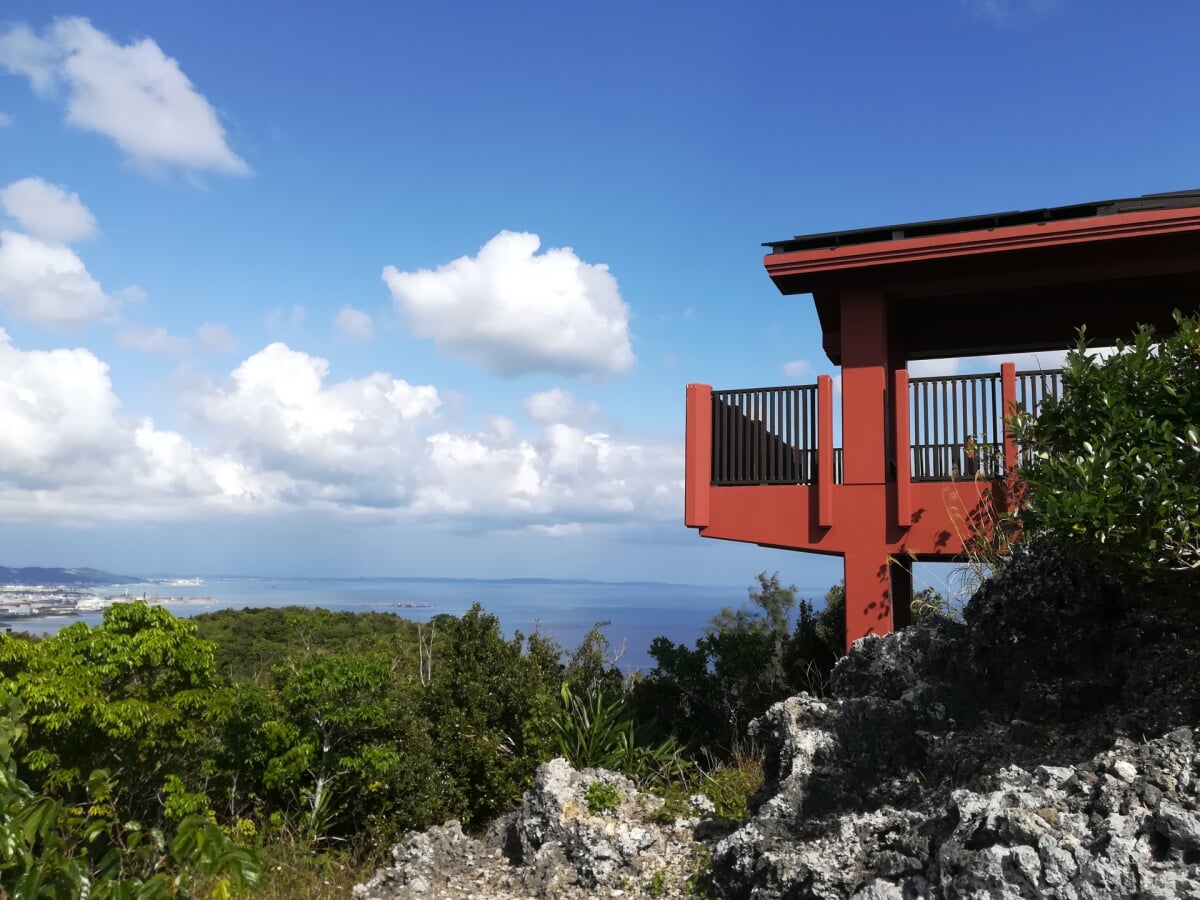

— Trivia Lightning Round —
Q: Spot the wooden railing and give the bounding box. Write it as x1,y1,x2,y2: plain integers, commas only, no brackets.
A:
909,369,1062,481
710,385,842,485
704,367,1061,490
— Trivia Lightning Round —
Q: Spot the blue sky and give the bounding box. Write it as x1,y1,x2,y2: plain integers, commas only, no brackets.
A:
0,0,1196,588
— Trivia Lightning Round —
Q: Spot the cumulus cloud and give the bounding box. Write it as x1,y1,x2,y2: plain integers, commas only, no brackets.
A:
0,17,249,176
0,328,268,519
117,324,189,355
383,231,635,377
334,305,373,343
522,387,599,426
1,176,97,243
196,322,239,354
0,230,113,326
411,421,680,528
190,343,442,507
0,333,682,531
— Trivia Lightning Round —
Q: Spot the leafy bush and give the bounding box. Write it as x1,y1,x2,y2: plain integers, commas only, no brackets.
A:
1014,311,1200,579
552,683,685,783
0,602,223,825
632,576,845,753
0,690,260,898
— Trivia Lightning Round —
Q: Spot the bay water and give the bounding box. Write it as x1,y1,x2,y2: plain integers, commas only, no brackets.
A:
5,578,834,673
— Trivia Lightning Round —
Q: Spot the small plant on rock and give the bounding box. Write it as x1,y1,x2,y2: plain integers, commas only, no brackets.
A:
585,781,622,815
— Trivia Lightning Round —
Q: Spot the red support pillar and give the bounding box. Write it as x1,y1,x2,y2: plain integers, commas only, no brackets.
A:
840,288,889,485
1001,363,1018,477
843,545,891,651
893,368,911,528
817,374,834,528
684,384,712,529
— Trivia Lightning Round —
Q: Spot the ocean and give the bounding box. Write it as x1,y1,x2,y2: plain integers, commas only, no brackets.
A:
3,578,835,673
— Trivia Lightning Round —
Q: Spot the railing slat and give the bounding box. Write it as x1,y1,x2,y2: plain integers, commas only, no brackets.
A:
710,383,831,486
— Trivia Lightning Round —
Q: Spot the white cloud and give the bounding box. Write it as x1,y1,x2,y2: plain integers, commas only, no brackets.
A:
522,387,599,426
0,17,249,176
0,328,268,519
0,334,682,531
1,177,97,243
908,350,1070,378
334,305,373,343
190,343,442,507
782,360,812,379
117,324,189,355
383,231,636,377
196,322,238,354
412,421,681,528
0,230,113,326
0,112,12,127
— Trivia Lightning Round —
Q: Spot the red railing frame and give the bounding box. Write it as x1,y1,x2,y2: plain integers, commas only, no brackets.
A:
684,383,712,528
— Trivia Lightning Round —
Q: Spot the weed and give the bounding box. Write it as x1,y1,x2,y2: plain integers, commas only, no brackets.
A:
585,781,622,815
646,868,669,897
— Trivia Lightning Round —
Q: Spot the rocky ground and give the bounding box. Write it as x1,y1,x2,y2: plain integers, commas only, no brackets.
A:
356,541,1200,898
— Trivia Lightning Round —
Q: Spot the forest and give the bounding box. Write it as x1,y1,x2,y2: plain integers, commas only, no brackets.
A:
0,576,848,897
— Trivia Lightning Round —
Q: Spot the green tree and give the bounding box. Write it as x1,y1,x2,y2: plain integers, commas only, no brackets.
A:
0,602,222,824
419,605,561,829
632,575,845,754
0,689,260,898
1014,310,1200,578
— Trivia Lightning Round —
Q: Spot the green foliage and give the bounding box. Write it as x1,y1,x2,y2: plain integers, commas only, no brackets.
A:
552,683,685,783
193,606,421,683
1014,311,1200,578
0,689,260,899
584,781,622,815
418,605,562,830
646,868,669,897
0,602,222,824
698,749,763,820
632,575,844,753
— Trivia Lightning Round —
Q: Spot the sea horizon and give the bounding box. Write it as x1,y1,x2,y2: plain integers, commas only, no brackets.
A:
3,575,839,674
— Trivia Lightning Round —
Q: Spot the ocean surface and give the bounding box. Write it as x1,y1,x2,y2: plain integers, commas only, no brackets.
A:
4,578,834,673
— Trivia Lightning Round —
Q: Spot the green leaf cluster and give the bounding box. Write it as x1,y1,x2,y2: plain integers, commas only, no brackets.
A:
630,575,844,753
0,689,260,898
1014,310,1200,579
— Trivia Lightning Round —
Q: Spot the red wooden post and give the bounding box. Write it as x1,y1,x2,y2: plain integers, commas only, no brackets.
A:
817,374,834,528
893,368,911,528
1001,363,1018,477
843,545,890,651
684,384,712,529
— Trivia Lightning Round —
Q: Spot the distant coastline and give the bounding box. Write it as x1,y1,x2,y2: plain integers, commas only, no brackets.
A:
1,564,733,591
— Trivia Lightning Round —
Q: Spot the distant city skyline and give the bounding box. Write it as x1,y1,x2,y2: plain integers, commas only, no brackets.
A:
0,1,1196,593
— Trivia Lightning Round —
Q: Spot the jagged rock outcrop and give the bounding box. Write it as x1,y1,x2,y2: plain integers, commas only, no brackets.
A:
707,540,1200,898
360,540,1200,899
354,758,708,899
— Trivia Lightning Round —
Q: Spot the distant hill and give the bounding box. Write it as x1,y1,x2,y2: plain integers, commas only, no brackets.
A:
0,566,140,586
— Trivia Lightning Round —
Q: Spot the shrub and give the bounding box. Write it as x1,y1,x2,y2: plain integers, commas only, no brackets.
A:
1014,311,1200,579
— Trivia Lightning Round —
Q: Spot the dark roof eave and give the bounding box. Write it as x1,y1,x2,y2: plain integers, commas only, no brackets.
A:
764,189,1200,255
